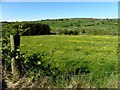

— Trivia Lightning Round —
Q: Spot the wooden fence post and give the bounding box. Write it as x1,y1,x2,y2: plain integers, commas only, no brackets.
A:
10,35,20,81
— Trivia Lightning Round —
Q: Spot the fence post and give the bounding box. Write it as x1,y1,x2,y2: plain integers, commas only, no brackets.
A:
10,35,20,81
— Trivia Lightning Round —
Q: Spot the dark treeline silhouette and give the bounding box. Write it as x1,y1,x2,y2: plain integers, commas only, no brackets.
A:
2,22,51,36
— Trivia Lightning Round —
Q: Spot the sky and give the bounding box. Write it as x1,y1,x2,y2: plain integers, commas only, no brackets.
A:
1,0,119,2
1,2,118,21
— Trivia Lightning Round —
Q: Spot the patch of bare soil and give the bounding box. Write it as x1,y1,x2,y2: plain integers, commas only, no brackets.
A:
3,69,32,89
3,69,53,89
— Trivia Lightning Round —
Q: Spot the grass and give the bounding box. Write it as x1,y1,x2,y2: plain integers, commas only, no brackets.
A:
2,18,119,88
20,35,118,88
39,18,118,35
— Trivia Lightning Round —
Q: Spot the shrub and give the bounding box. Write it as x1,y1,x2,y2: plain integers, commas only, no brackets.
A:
58,29,79,35
2,22,51,74
82,30,86,34
2,22,51,36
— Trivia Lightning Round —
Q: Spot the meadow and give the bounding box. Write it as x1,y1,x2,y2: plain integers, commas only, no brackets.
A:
20,35,118,88
2,18,119,88
39,18,118,35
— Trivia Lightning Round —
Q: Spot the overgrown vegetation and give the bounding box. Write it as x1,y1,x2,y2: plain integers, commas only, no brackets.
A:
2,22,51,71
2,22,51,36
2,18,118,88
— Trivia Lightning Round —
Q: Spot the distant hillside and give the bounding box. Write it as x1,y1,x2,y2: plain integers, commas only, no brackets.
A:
2,18,118,35
38,18,118,35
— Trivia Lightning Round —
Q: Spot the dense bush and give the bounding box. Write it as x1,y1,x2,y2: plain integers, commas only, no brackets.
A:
9,50,75,85
2,22,51,71
2,22,51,36
21,23,50,35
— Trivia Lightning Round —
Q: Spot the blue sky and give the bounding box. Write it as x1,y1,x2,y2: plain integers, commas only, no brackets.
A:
2,2,118,21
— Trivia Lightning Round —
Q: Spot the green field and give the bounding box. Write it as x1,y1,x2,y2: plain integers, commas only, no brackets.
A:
39,18,118,35
2,18,119,88
20,35,118,88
